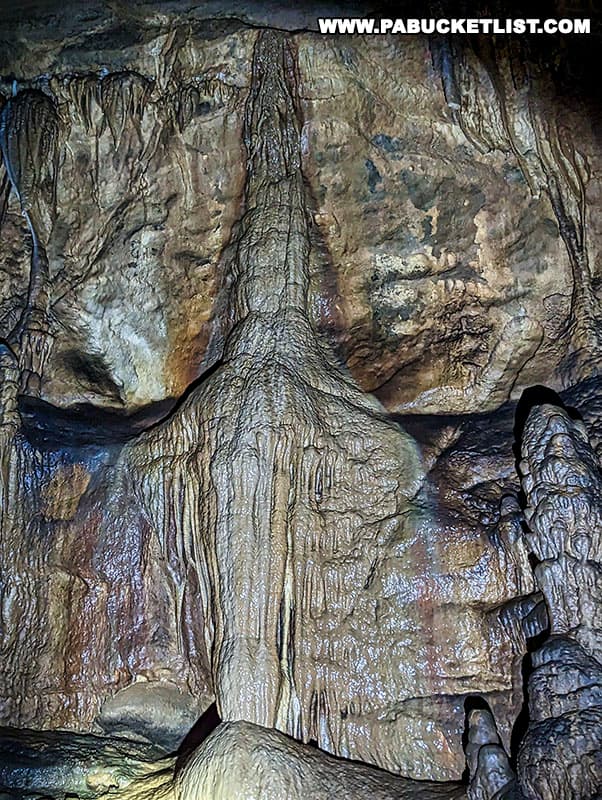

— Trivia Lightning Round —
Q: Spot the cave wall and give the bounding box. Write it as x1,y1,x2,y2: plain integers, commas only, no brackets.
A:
0,2,601,797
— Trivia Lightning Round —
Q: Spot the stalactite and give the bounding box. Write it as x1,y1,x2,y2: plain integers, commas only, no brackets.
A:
0,89,59,395
0,92,8,233
99,71,152,148
0,89,60,214
68,74,101,133
175,79,237,132
432,38,597,376
100,29,525,782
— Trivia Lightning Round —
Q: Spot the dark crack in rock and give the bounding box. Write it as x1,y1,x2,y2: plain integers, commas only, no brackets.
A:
0,727,169,798
0,2,602,797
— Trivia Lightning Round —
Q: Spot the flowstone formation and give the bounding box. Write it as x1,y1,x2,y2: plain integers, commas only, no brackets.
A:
0,2,601,798
467,404,602,800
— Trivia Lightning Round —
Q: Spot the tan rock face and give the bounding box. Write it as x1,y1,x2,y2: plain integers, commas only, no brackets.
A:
0,2,601,795
295,35,584,413
1,25,253,411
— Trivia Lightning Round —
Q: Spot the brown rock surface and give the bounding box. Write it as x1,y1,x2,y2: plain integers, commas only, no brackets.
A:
516,404,602,799
0,720,467,799
0,1,601,797
297,35,568,413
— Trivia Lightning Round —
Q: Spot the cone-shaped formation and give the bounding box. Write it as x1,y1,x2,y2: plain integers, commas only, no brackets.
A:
463,404,602,798
520,404,602,657
124,30,431,775
515,405,602,799
0,29,541,785
466,708,521,800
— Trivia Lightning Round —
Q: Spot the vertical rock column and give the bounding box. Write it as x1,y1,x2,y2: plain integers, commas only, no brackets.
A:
130,28,424,760
208,30,313,728
204,30,425,735
516,405,602,798
0,89,59,396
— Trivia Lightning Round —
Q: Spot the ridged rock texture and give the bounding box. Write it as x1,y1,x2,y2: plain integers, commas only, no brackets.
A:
0,1,601,798
467,404,602,800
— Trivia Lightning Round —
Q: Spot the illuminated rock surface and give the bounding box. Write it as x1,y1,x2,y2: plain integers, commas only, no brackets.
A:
467,405,602,800
0,1,601,797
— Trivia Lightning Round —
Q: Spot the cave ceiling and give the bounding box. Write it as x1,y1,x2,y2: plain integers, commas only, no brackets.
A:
0,2,601,799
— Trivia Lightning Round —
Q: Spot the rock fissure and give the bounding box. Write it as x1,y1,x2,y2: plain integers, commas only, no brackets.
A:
0,5,601,799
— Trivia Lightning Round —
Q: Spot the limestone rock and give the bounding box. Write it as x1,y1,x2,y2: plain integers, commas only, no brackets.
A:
519,403,602,656
517,636,602,800
466,708,523,800
0,726,169,798
174,721,467,800
515,403,602,798
0,721,467,799
0,1,601,795
97,681,208,752
296,34,584,412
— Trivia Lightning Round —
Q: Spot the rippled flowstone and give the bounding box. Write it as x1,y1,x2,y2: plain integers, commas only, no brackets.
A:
0,721,469,800
0,0,601,795
173,721,467,800
0,16,545,782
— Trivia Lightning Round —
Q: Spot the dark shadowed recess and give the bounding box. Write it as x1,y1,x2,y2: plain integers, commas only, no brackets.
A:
508,629,548,768
512,384,583,507
461,695,491,783
374,0,602,111
513,383,583,445
175,703,221,771
17,353,230,449
18,393,177,448
396,380,590,471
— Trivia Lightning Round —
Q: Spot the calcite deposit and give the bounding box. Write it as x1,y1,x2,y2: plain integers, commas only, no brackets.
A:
0,1,601,798
467,404,602,800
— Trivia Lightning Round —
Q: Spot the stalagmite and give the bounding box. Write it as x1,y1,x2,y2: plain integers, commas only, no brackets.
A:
516,404,602,799
0,5,601,798
466,708,520,800
173,721,466,800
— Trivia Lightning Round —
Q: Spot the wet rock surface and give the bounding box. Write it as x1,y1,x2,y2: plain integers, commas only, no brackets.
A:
467,403,602,799
515,405,602,800
0,726,167,798
0,1,601,798
174,721,467,800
